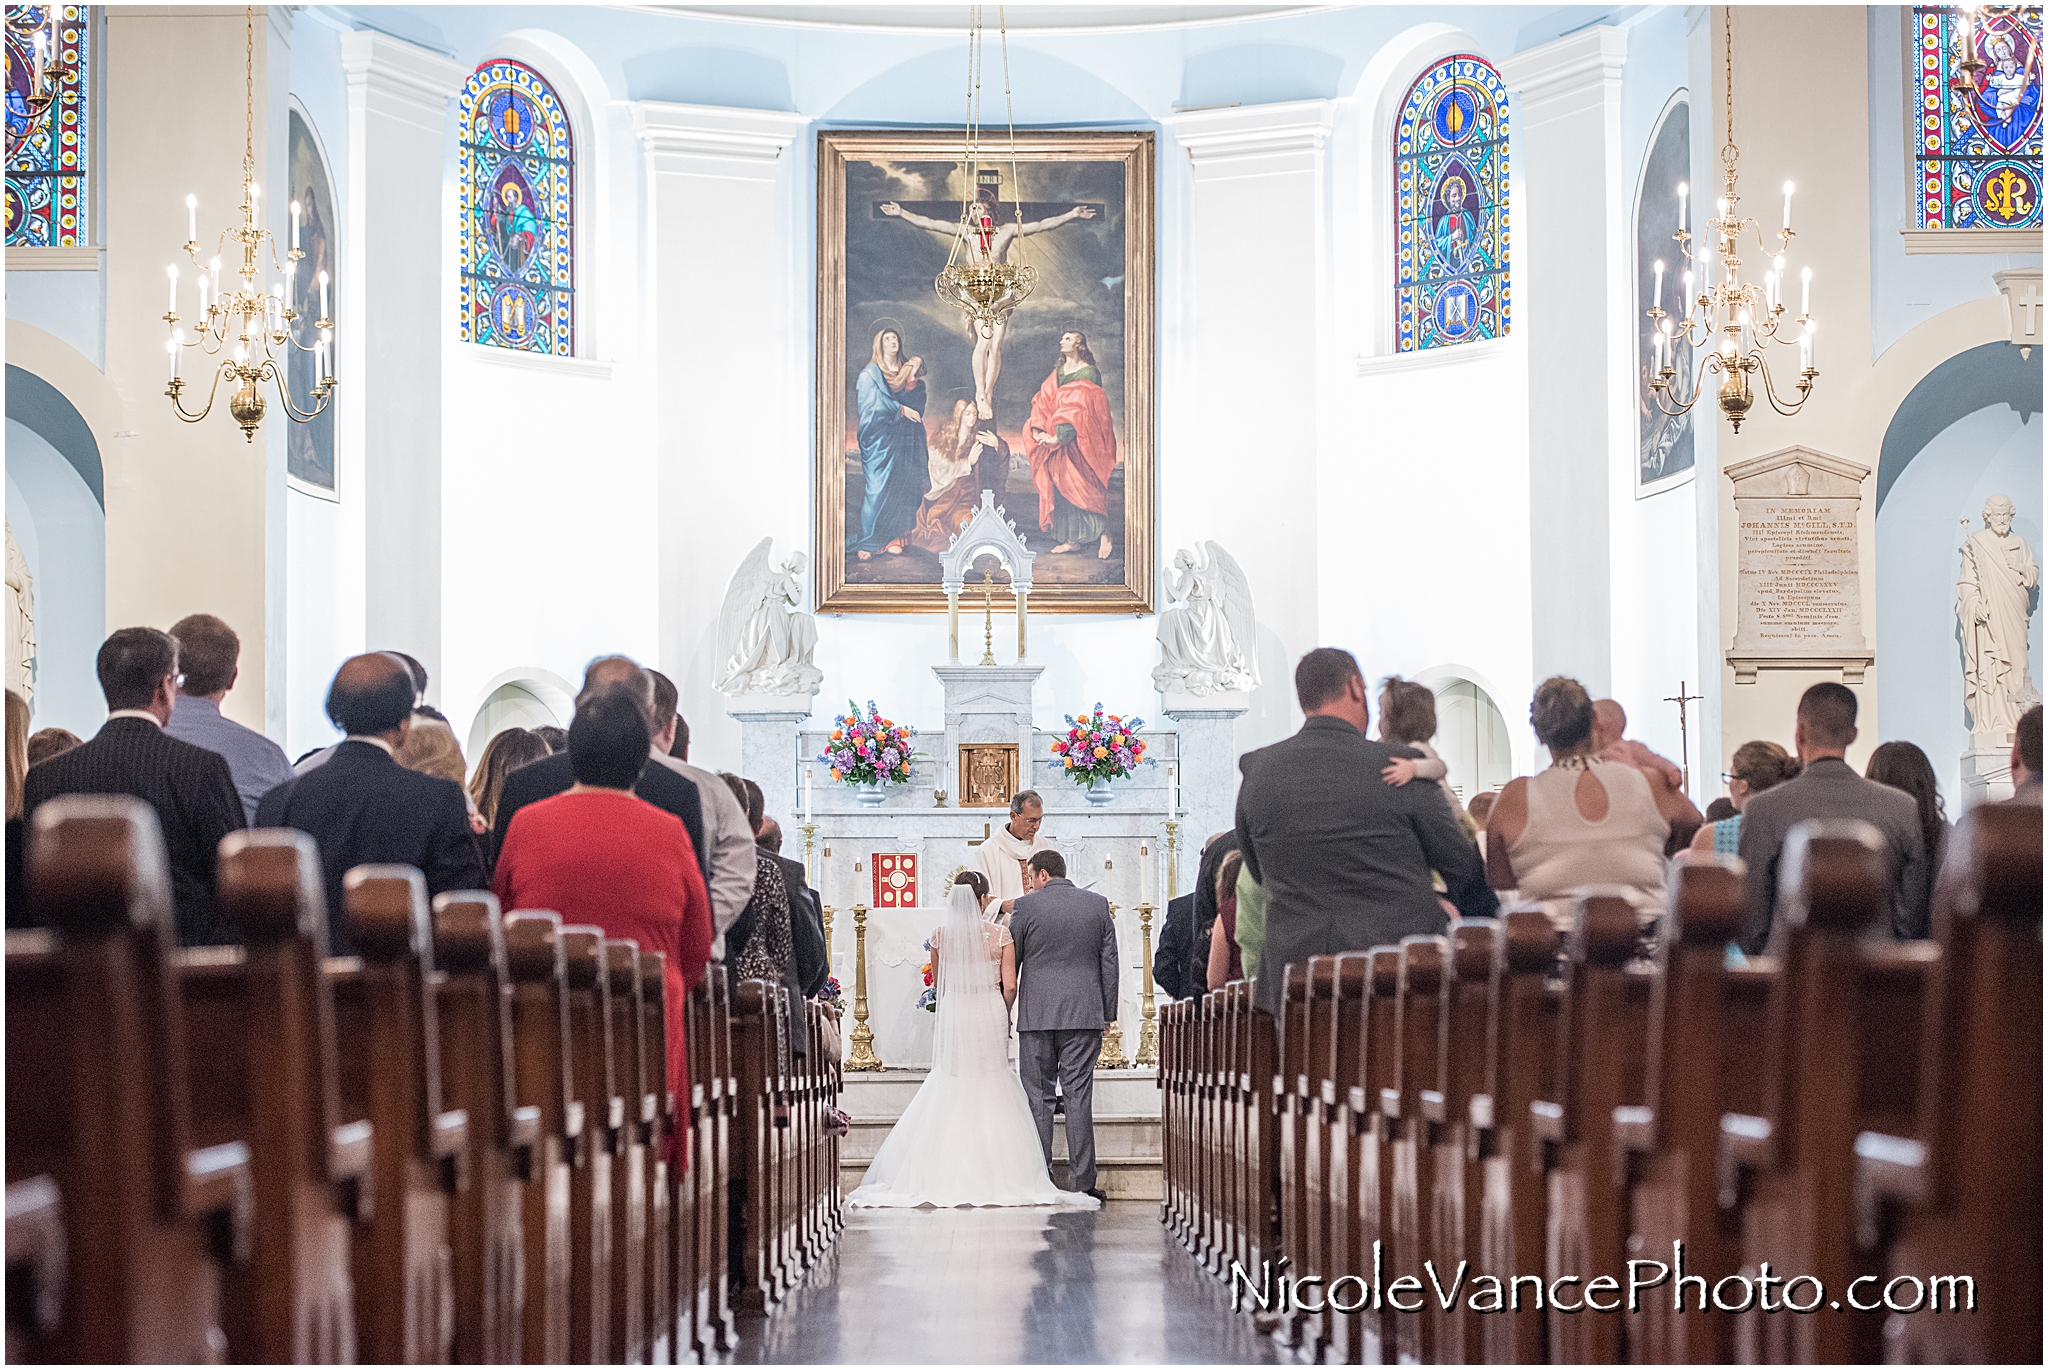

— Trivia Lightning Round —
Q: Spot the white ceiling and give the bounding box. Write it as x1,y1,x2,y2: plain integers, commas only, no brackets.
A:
630,3,1333,36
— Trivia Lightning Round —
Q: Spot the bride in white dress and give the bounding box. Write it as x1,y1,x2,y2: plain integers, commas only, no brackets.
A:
847,880,1100,1210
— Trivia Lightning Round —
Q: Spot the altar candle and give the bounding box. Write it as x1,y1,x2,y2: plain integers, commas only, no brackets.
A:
186,193,197,244
1653,259,1664,312
1141,843,1154,907
820,845,833,909
803,766,813,824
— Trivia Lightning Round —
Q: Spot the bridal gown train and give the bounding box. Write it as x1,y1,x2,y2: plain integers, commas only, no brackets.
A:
847,888,1099,1211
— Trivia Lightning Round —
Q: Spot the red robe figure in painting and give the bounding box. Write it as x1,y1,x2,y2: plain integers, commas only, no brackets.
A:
1026,330,1119,557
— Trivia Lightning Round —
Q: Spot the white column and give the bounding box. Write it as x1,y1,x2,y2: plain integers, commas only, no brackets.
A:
103,8,279,729
1503,27,1629,695
1167,101,1332,754
1163,703,1248,893
634,103,811,765
341,31,462,701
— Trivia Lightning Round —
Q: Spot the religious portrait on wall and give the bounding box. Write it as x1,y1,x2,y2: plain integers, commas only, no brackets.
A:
815,130,1155,614
1635,96,1693,495
286,108,337,494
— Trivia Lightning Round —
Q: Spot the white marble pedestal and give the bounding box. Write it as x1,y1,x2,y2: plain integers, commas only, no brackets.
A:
1960,746,2016,807
727,695,815,826
931,663,1043,801
1163,693,1249,893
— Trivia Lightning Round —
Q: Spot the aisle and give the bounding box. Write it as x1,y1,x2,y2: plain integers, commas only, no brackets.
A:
733,1201,1282,1364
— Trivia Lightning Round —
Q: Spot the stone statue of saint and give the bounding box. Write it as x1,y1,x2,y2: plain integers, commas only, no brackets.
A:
5,520,33,704
1153,541,1259,698
714,537,824,699
1956,494,2040,744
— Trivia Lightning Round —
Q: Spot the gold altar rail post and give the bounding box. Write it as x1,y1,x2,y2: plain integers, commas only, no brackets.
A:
1097,901,1131,1069
845,902,884,1071
1136,900,1158,1067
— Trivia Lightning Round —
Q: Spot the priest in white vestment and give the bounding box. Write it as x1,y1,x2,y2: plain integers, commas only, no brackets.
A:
968,789,1049,924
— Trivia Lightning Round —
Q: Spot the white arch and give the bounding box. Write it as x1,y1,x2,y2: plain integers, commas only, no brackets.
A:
463,29,613,358
1408,657,1533,778
459,663,577,757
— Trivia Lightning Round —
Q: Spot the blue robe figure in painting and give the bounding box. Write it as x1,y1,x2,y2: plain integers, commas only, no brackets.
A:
854,327,930,559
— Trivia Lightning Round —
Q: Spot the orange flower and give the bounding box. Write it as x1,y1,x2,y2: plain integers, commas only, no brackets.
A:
830,768,842,780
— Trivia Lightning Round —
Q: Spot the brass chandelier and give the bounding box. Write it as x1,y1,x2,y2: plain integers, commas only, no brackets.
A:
1646,7,1818,434
4,5,65,154
933,5,1035,330
163,6,333,442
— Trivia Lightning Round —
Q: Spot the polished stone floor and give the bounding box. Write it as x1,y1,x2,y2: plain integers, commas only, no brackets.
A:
732,1201,1284,1364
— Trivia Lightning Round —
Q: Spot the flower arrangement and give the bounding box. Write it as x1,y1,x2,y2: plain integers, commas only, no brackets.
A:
817,975,845,1016
1050,702,1151,791
917,939,937,1012
819,700,918,788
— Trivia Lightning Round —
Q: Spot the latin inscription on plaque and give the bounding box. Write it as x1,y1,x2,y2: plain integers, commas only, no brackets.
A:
1725,447,1873,683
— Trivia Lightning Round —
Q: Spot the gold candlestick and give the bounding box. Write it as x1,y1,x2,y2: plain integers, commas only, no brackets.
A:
979,569,998,667
845,902,884,1071
1097,900,1131,1070
798,820,818,886
821,904,835,970
1164,819,1181,900
1135,900,1159,1067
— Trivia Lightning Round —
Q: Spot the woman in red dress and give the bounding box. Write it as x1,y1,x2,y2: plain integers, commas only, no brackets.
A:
494,686,713,1163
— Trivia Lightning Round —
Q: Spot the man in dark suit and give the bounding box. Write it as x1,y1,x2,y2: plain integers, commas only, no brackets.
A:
1737,682,1928,952
491,656,706,877
23,627,247,945
1235,647,1491,1015
2010,704,2042,805
756,817,828,997
1011,850,1120,1200
255,653,485,955
1153,892,1195,1001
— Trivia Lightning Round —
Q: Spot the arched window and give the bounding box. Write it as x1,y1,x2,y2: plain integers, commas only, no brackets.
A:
459,58,575,355
1393,54,1510,352
287,107,337,493
1635,97,1693,493
5,5,92,248
1910,5,2042,230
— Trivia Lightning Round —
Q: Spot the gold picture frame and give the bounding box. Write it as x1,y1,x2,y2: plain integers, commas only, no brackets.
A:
958,742,1021,809
815,128,1156,615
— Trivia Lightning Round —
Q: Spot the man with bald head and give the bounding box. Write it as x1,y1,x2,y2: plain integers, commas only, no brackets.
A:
489,654,709,894
255,653,485,954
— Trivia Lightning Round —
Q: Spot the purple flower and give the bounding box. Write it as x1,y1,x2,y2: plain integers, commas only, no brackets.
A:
837,750,855,769
880,748,899,768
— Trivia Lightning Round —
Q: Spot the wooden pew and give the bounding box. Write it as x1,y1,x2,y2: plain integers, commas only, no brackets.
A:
1159,1001,1183,1245
638,951,674,1366
605,940,650,1365
559,926,618,1364
708,966,739,1351
731,977,779,1311
1620,860,1761,1365
1299,956,1339,1357
1432,919,1499,1367
1322,952,1371,1364
432,893,540,1365
1478,908,1560,1366
1225,980,1253,1281
5,797,254,1363
1536,892,1650,1365
332,866,471,1365
1243,989,1281,1291
1198,989,1222,1273
1719,820,1937,1365
1274,967,1309,1344
503,910,577,1366
1874,803,2041,1364
1217,986,1242,1281
1388,934,1448,1365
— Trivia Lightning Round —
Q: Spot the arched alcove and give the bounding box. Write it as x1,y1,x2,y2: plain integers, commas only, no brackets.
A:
462,667,577,765
5,414,106,737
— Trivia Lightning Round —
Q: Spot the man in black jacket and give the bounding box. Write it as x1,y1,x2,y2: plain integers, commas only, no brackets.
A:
491,656,707,878
757,817,828,997
1235,648,1491,1014
1153,892,1195,1001
23,627,246,945
255,653,485,955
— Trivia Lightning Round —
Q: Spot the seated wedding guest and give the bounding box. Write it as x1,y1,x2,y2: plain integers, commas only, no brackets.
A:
396,710,468,786
2012,704,2042,804
1205,848,1245,990
1865,740,1950,923
1378,676,1473,829
1487,676,1689,933
467,726,550,837
648,673,755,960
758,815,828,996
26,628,246,945
163,613,293,823
26,726,81,769
256,653,484,955
1236,647,1491,1013
1704,797,1738,823
491,656,706,879
1688,740,1799,860
719,772,805,1008
494,686,712,1158
534,724,567,754
1233,862,1266,983
1737,682,1928,953
292,646,432,775
1184,830,1239,1000
6,689,29,929
1152,890,1194,1000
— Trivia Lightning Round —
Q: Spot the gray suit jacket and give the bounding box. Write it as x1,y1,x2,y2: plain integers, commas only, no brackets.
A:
1235,716,1491,1014
1736,756,1928,953
1010,878,1119,1033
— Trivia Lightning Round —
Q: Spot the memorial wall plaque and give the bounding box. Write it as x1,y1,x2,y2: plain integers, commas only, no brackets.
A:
1724,446,1874,684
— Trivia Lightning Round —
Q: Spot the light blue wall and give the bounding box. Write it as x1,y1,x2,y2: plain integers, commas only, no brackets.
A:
1866,5,2042,359
4,270,104,370
6,418,107,739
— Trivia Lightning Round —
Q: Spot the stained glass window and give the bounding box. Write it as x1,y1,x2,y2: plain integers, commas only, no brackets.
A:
1912,5,2043,230
5,5,90,248
1395,54,1510,352
459,58,574,355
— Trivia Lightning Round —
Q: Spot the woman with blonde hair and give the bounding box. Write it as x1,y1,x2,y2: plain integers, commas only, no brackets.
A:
396,711,485,833
6,689,32,927
468,726,550,833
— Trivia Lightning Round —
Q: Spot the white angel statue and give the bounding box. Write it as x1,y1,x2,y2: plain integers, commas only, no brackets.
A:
1152,541,1260,697
713,538,824,699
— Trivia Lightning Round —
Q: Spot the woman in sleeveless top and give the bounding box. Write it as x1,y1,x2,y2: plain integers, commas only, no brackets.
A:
1688,739,1800,860
1486,677,1694,931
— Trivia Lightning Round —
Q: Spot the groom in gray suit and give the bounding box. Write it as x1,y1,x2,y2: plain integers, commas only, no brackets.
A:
1010,849,1120,1200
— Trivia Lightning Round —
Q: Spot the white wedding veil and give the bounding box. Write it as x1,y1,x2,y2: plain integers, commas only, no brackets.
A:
931,880,1009,1077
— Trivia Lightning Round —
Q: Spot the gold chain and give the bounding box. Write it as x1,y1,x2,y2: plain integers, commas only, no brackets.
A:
1722,5,1734,158
1001,6,1026,260
245,5,255,168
